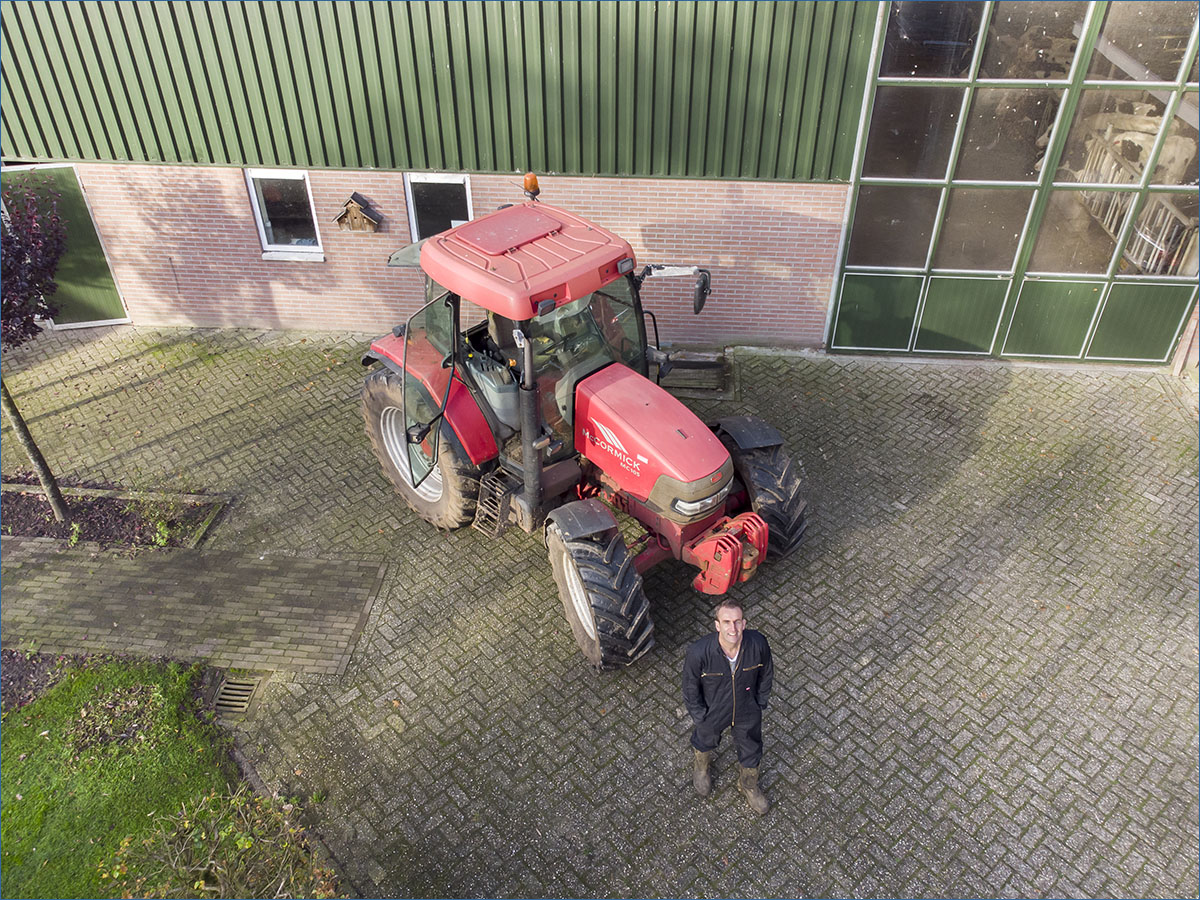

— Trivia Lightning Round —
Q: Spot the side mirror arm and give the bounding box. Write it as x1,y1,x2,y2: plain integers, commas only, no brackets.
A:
635,264,712,314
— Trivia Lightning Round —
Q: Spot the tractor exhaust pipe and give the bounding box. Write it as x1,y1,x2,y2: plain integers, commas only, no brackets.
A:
513,327,544,523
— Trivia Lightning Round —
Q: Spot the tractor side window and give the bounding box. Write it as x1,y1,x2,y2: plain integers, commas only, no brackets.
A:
460,298,487,331
401,291,459,487
591,276,645,374
422,278,456,357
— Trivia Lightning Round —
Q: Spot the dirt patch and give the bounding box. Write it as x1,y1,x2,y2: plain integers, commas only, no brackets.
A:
1,476,217,548
1,649,74,712
66,683,161,755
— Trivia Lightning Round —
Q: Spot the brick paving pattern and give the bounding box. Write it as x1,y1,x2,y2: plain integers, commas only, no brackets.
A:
1,537,383,675
2,325,1196,898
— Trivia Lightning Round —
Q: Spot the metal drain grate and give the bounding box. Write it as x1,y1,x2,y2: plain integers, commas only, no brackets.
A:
214,674,263,718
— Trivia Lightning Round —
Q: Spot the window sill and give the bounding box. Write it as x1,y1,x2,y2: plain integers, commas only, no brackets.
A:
261,249,325,262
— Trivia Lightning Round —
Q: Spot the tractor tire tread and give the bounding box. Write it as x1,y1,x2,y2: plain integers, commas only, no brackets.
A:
560,531,654,668
720,434,808,560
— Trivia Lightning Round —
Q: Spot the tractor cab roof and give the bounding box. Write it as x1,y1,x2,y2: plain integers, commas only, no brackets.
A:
402,202,636,321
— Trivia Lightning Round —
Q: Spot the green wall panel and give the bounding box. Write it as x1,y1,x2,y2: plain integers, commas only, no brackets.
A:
833,274,923,351
914,278,1008,354
1086,283,1198,363
1002,280,1104,358
0,0,873,181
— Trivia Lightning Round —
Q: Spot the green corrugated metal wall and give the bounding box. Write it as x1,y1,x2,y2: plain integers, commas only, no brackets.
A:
0,0,875,181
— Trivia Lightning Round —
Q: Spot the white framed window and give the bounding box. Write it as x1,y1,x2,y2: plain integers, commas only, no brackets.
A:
404,173,473,242
245,168,324,261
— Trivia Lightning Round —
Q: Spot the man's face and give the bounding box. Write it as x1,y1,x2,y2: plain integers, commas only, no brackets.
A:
715,607,745,648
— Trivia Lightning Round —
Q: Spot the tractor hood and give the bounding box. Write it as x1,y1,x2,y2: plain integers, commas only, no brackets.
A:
574,364,733,516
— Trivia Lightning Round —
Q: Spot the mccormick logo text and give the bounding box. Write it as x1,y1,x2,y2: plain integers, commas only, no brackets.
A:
583,419,641,476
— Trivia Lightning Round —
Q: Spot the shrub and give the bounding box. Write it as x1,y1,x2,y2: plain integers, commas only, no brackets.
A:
106,785,342,899
0,175,65,349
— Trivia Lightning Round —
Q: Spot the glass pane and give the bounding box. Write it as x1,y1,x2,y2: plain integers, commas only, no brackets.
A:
878,1,984,78
847,185,941,267
524,277,645,457
1028,189,1133,273
933,189,1033,270
401,295,457,487
590,277,646,373
978,1,1086,79
862,86,963,179
1160,92,1198,186
1121,192,1198,276
1086,1,1198,82
253,177,318,247
956,88,1063,181
411,181,469,239
1058,89,1167,186
401,371,440,487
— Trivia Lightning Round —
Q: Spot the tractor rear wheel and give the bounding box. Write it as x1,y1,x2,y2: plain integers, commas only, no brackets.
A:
361,369,480,530
546,523,654,669
720,435,808,560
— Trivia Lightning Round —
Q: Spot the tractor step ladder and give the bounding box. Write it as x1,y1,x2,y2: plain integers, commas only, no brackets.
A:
473,468,521,537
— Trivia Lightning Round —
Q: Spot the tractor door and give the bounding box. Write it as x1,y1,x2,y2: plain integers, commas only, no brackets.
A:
400,281,459,488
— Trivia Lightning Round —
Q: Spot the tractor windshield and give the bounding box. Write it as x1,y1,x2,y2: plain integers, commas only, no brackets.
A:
527,275,644,460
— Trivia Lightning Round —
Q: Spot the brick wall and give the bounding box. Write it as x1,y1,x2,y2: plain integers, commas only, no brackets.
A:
76,163,848,347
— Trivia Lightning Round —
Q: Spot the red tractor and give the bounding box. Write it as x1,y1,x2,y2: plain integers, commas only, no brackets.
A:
361,176,808,668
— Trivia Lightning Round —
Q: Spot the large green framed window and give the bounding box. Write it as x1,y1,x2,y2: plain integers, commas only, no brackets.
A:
0,165,127,326
832,1,1199,364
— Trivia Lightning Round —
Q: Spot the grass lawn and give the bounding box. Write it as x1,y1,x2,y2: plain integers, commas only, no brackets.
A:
1,659,232,899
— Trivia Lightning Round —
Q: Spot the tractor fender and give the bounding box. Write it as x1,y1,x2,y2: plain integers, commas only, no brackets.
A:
711,415,783,451
545,499,619,545
362,349,499,467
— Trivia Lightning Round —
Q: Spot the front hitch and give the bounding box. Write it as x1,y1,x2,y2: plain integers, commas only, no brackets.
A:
681,512,769,594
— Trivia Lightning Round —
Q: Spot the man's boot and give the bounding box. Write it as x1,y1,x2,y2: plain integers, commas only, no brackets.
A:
738,766,770,815
692,750,713,797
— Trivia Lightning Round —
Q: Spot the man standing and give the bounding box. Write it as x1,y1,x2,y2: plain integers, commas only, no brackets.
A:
682,599,774,815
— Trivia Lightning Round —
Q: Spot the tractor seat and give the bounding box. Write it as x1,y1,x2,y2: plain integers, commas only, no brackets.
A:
488,314,519,362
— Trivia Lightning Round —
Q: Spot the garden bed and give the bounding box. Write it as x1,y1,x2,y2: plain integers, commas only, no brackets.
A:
1,479,225,549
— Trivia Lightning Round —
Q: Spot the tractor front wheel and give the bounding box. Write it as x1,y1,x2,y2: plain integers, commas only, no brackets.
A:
546,523,654,669
361,369,480,530
720,434,809,560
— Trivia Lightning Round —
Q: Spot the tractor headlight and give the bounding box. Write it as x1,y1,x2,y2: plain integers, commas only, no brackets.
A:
671,482,731,517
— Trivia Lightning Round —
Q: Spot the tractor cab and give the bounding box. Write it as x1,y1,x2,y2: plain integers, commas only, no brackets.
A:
373,196,708,515
361,179,808,670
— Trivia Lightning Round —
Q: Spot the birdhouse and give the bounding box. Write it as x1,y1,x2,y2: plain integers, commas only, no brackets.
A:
333,193,382,233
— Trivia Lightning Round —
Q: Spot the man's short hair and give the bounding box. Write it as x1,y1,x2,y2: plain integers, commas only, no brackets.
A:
713,599,744,619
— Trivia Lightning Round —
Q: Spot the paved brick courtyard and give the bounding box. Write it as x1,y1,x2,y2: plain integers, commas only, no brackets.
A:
2,325,1197,898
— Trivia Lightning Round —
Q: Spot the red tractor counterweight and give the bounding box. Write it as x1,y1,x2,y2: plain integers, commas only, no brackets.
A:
361,178,808,668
